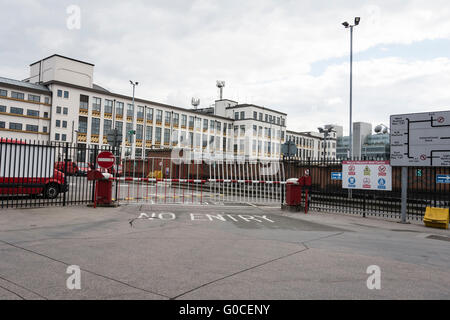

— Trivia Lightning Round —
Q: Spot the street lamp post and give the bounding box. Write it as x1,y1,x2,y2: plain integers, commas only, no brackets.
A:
342,17,360,160
318,127,333,162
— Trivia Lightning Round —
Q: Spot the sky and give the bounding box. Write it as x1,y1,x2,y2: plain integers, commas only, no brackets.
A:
1,0,450,134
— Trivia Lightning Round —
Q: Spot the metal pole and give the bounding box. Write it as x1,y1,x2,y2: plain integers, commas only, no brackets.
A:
400,166,408,223
349,25,353,160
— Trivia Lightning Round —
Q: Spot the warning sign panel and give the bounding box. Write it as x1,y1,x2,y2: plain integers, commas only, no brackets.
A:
342,161,392,191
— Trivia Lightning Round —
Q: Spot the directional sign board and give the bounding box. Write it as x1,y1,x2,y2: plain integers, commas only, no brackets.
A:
331,172,342,180
97,151,115,169
281,141,298,157
436,174,450,184
342,161,392,191
390,110,450,166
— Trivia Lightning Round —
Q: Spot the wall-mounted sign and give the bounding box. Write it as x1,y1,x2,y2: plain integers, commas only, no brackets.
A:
342,161,392,191
331,172,342,180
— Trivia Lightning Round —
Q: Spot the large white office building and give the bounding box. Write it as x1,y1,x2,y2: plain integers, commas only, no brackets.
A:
0,54,335,161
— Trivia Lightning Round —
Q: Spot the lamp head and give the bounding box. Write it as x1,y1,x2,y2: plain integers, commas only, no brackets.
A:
342,21,349,28
354,17,360,25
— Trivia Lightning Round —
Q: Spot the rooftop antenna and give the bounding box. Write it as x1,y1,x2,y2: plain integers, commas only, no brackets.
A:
191,97,200,109
216,80,225,100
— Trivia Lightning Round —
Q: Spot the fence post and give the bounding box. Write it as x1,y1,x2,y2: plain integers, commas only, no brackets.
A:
400,166,408,223
63,143,69,207
363,192,366,218
92,144,99,203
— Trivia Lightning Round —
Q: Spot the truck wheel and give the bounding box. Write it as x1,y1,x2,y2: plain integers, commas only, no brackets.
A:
44,183,60,199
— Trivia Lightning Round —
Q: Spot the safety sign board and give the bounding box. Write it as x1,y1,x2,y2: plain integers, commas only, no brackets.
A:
390,110,450,166
342,161,392,191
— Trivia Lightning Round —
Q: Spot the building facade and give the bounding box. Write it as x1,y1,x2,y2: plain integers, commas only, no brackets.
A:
0,54,342,162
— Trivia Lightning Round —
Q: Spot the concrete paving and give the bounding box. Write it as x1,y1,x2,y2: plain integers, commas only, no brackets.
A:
0,203,449,300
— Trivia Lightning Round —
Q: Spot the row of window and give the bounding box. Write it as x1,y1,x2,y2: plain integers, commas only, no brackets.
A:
234,110,285,126
287,135,316,148
77,116,285,142
0,88,51,104
0,105,50,118
0,121,47,133
57,90,69,99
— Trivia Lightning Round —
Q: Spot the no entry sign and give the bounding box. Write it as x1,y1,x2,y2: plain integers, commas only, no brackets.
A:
97,151,115,169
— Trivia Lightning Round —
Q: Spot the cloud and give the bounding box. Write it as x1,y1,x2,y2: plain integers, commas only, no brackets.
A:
1,0,449,135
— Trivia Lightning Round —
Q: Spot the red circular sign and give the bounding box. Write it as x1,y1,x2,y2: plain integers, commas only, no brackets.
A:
437,116,445,123
97,151,115,169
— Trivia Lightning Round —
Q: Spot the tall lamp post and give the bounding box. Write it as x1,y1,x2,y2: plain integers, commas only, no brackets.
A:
342,17,360,160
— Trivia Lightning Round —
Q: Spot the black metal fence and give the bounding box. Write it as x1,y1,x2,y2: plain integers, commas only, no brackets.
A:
0,139,115,208
283,157,450,221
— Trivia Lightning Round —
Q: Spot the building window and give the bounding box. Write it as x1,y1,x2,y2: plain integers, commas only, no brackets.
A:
105,100,113,114
10,107,23,115
0,89,7,97
172,130,178,144
188,116,194,128
217,121,221,131
202,134,207,148
43,126,47,133
64,91,69,99
91,118,100,135
44,112,49,118
127,103,134,119
0,105,6,112
156,109,163,123
126,123,133,140
45,97,50,104
9,122,22,130
27,109,39,117
62,121,67,128
57,90,62,97
234,112,239,120
146,126,153,141
104,119,112,135
173,113,179,126
116,102,124,115
78,117,88,133
62,134,67,141
203,119,208,130
93,97,101,112
164,128,170,144
147,108,153,121
164,111,171,125
26,124,38,132
155,127,162,143
56,106,61,114
80,95,89,109
115,121,123,135
240,111,245,119
181,114,187,127
265,114,268,122
136,124,143,140
259,113,263,121
10,91,23,100
240,125,245,135
253,111,257,119
137,106,144,119
0,121,5,128
55,133,60,140
210,120,215,130
63,107,68,115
56,120,61,127
28,94,40,102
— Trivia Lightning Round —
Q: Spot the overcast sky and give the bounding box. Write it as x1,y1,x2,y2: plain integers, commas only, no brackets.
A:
1,0,449,134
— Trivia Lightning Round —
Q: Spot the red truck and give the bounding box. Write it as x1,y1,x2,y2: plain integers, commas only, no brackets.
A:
0,139,67,199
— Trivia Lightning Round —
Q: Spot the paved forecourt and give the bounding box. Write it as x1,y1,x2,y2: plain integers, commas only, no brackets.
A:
0,203,449,300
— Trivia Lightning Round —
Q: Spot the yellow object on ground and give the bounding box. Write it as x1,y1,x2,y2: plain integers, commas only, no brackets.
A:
148,170,162,179
423,207,449,229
